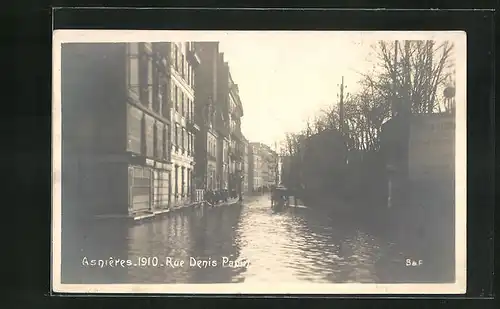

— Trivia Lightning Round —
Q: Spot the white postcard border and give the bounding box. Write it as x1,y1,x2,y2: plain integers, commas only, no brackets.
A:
52,30,467,294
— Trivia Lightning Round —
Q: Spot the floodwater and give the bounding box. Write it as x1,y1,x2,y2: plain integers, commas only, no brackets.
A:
61,195,454,284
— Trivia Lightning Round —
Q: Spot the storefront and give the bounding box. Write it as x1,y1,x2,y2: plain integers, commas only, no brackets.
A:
152,162,171,210
128,164,152,213
127,157,172,214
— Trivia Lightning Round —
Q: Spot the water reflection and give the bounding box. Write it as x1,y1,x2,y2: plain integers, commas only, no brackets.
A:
125,204,244,283
61,195,453,284
233,198,385,283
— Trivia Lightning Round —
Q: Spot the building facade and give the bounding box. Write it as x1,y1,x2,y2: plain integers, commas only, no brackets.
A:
193,43,245,196
61,42,200,217
193,42,221,191
247,145,259,192
227,73,245,196
248,142,278,191
241,138,250,193
169,42,201,206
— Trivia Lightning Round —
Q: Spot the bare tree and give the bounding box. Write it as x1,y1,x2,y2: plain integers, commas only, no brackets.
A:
279,39,456,199
371,40,455,115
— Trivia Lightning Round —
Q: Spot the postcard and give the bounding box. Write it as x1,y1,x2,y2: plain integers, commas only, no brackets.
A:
52,30,466,294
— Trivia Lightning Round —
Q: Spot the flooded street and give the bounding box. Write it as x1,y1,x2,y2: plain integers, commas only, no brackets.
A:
62,195,452,285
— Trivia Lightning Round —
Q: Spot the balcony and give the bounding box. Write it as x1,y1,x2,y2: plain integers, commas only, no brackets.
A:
216,122,230,138
231,107,240,119
229,147,243,161
186,117,200,133
186,43,201,67
230,127,244,140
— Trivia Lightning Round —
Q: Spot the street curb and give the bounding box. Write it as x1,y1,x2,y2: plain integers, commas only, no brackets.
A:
95,199,242,224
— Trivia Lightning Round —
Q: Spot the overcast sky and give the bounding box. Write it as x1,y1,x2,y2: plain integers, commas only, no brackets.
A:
219,33,373,149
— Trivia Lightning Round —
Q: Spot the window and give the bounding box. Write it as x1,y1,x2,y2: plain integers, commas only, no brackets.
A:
127,106,142,154
153,123,158,158
156,122,163,159
170,80,175,110
191,133,194,155
191,100,195,121
174,124,179,148
189,99,192,121
138,46,149,106
174,166,179,198
190,66,194,88
190,133,193,155
170,43,176,66
177,47,182,72
181,128,185,150
173,85,178,112
164,125,170,160
181,54,185,78
177,87,183,113
180,92,185,117
153,63,162,114
145,116,154,158
156,83,163,114
127,43,140,97
190,134,194,155
173,44,178,71
181,168,185,196
147,57,153,107
180,54,186,79
161,82,169,117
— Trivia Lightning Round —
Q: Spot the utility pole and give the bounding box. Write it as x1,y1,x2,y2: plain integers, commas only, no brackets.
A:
274,141,279,185
338,76,345,134
391,40,399,117
426,40,434,114
338,76,349,167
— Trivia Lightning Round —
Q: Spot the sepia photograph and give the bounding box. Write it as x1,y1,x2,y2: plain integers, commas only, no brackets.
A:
52,30,466,294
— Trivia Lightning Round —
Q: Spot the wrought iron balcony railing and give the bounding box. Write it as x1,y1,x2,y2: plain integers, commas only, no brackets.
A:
186,117,200,132
186,43,201,66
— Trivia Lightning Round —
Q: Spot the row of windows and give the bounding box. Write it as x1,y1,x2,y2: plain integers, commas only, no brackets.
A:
127,43,170,119
173,165,193,198
172,83,194,121
127,42,195,123
172,43,195,89
207,135,217,158
173,123,194,156
223,141,229,162
127,106,171,160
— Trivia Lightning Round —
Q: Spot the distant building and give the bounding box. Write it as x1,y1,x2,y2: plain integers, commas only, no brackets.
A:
227,72,245,196
249,142,278,190
241,138,250,193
